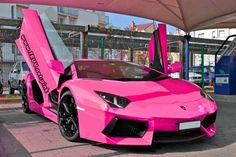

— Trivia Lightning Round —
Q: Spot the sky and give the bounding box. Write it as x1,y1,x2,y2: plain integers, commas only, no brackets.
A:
107,13,177,33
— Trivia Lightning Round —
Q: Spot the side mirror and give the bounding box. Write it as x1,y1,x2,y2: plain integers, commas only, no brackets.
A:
168,61,182,74
47,60,64,74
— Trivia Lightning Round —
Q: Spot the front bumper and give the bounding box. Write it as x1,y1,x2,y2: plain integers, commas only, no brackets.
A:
103,111,216,144
153,128,205,143
78,107,217,145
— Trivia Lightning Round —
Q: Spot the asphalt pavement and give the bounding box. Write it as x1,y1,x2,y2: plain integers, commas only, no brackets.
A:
0,97,235,157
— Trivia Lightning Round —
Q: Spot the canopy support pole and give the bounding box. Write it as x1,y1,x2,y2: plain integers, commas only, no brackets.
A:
184,34,191,80
80,25,90,59
201,46,205,89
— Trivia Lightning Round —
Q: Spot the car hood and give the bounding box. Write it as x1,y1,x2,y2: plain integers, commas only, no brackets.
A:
74,78,202,104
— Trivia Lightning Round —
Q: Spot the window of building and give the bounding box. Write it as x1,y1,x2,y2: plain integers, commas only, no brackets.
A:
105,16,109,25
190,32,194,37
69,17,76,25
58,16,65,24
57,7,64,13
219,30,225,38
198,33,204,38
11,5,14,19
12,44,15,54
16,5,28,19
212,31,216,38
68,8,78,16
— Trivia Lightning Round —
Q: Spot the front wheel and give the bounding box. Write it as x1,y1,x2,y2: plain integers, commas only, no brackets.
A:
58,91,80,142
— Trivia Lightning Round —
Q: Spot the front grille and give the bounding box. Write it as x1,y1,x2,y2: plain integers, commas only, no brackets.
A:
201,111,217,128
102,118,148,137
153,129,204,143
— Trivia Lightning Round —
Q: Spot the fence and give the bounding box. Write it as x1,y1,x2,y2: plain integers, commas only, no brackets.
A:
0,18,227,85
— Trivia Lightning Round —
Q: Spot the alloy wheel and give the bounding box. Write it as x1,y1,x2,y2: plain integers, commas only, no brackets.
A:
58,92,79,141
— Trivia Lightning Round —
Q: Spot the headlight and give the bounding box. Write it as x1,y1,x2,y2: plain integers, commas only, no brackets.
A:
95,91,130,108
200,90,214,102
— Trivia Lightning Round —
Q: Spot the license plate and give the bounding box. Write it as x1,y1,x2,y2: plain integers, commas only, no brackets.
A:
179,121,200,130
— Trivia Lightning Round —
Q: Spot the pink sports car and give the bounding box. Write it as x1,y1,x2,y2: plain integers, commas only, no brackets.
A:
16,9,217,145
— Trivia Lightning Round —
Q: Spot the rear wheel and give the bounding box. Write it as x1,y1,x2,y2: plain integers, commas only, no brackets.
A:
58,91,80,142
21,82,31,113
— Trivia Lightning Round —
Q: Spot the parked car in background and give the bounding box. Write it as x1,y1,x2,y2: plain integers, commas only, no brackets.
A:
190,66,215,86
8,61,30,94
170,70,202,85
189,71,202,85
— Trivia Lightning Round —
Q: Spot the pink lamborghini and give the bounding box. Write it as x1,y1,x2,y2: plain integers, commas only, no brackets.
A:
16,9,217,145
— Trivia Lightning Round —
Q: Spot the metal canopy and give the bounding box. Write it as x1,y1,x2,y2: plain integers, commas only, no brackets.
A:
1,0,236,32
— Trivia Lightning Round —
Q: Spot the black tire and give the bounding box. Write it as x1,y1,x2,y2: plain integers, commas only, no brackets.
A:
58,91,80,142
0,83,3,95
9,84,14,95
21,82,31,113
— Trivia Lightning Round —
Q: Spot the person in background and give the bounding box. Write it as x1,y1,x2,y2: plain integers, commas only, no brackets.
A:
209,67,215,86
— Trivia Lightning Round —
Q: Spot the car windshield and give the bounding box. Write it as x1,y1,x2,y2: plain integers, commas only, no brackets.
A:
75,60,169,81
40,13,73,69
22,62,30,71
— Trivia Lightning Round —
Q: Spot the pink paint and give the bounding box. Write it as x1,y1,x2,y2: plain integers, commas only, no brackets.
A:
148,24,168,74
148,35,155,63
201,124,216,137
47,60,65,74
16,9,60,95
158,24,168,74
168,61,182,74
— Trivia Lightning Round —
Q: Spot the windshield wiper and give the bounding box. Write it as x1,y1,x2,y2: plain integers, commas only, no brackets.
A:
151,76,169,81
112,78,133,81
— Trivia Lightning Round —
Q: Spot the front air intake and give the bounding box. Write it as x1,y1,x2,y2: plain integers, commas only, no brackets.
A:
102,118,148,137
201,111,217,128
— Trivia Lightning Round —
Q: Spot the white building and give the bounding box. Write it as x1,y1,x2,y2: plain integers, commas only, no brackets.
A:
172,28,236,67
191,29,236,66
190,29,236,40
174,28,236,40
0,4,108,84
0,4,108,26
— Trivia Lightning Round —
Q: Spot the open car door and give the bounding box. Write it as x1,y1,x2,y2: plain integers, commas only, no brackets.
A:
148,24,168,74
16,9,73,94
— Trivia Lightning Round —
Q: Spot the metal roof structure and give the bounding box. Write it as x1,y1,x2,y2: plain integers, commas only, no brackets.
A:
1,0,236,32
